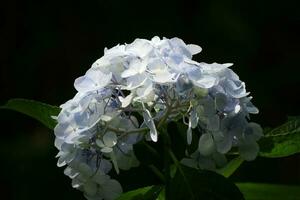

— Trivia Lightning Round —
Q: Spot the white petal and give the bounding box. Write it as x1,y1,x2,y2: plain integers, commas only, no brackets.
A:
126,39,153,58
64,167,79,179
135,81,154,102
54,138,64,149
96,139,105,148
72,178,81,189
193,75,217,88
201,62,230,74
234,105,241,113
121,68,138,78
100,115,113,122
143,108,158,142
125,74,148,89
152,71,176,83
74,70,112,93
151,36,160,44
57,156,67,167
74,76,94,93
54,123,72,139
223,63,233,67
119,93,134,108
246,104,259,114
103,132,118,147
187,44,202,55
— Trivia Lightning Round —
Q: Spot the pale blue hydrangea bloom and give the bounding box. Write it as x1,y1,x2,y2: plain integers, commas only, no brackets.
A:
54,36,262,199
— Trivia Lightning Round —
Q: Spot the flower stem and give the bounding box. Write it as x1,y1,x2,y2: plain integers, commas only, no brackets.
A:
148,164,166,183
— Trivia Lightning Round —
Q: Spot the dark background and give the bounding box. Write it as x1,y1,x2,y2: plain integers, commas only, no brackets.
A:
1,0,300,199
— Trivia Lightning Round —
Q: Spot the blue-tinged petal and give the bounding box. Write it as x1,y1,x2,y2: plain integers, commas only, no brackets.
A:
215,93,228,111
215,133,233,154
125,73,148,89
92,171,110,185
78,163,94,177
198,133,215,156
74,69,112,93
101,179,123,200
244,122,263,141
207,115,220,131
83,181,98,196
192,75,217,89
238,140,259,161
99,159,112,174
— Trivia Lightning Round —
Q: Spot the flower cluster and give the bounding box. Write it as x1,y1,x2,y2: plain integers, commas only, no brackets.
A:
54,36,262,200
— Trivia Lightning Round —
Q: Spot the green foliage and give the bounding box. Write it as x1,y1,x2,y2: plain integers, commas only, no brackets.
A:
259,116,300,157
116,185,163,200
237,183,300,200
217,156,244,178
166,164,244,200
1,98,60,129
155,188,165,200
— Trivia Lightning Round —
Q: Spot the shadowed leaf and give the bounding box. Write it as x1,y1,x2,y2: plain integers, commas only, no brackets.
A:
1,98,60,130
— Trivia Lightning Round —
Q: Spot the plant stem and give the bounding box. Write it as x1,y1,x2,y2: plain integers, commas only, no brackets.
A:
148,164,166,183
107,126,148,134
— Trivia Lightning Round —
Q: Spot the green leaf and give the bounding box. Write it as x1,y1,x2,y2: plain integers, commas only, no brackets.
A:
168,122,187,160
133,140,162,166
117,185,163,200
156,188,165,200
237,183,300,200
166,164,244,200
259,116,300,157
217,156,244,178
1,98,60,130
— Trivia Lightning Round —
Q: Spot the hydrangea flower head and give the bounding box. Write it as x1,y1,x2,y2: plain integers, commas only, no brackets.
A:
54,36,262,199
